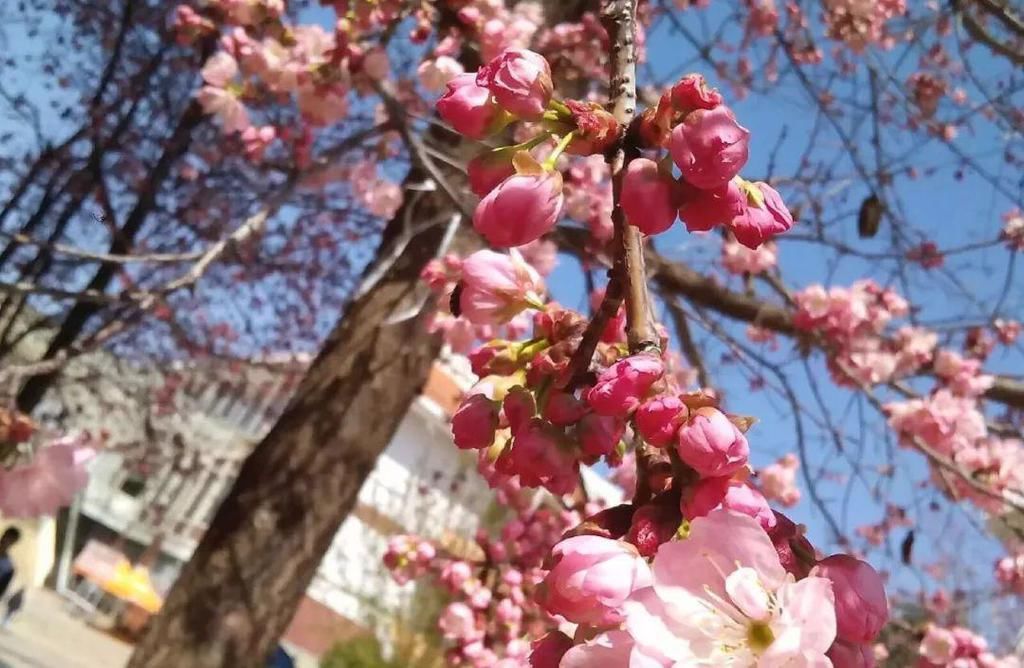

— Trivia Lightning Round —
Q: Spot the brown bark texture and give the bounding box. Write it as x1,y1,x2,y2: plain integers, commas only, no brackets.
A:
127,172,473,666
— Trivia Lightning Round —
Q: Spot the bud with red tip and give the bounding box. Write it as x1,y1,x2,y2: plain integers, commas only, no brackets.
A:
670,73,723,113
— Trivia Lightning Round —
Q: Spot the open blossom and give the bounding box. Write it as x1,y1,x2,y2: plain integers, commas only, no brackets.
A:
618,510,837,666
917,624,1021,668
440,602,482,641
586,355,665,418
812,555,888,644
418,55,465,91
539,535,652,626
670,106,750,190
1003,209,1024,251
933,349,994,397
459,249,545,325
621,158,677,235
675,407,750,478
759,453,801,507
437,73,508,139
473,171,564,247
722,237,777,275
476,48,553,119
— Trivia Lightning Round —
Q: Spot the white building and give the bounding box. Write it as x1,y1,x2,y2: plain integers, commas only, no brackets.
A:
19,349,620,660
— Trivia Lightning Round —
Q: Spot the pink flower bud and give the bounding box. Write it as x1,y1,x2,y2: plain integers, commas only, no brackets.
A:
670,106,750,190
361,47,390,80
529,632,572,668
675,407,750,477
682,477,776,530
578,414,625,458
451,394,499,450
439,602,480,640
812,555,889,644
678,180,746,232
730,181,795,249
436,73,508,140
626,494,682,557
670,73,723,113
502,387,537,435
503,419,579,495
468,150,517,197
539,536,652,626
827,640,876,668
473,172,564,248
621,158,678,235
767,511,816,578
459,249,545,325
543,391,589,426
586,355,665,417
635,395,686,447
476,48,553,120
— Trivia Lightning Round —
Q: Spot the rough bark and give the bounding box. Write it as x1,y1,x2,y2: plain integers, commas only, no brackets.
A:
127,181,474,666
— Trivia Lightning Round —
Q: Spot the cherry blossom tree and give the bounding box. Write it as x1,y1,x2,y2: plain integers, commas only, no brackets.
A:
2,0,1024,666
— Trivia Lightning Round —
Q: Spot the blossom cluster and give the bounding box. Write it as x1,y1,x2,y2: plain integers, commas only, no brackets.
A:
0,433,96,518
624,74,794,249
918,624,1022,668
383,479,588,666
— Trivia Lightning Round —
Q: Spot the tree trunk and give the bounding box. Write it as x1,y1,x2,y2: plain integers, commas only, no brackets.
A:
127,169,473,666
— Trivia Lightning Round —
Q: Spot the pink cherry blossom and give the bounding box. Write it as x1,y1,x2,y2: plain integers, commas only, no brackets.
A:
722,237,777,275
459,249,545,325
437,73,507,140
476,48,553,119
670,106,750,190
675,407,750,478
678,180,746,232
759,453,801,507
682,477,777,530
635,395,686,448
622,509,837,666
473,172,564,247
540,535,651,626
440,602,482,641
621,158,677,236
577,413,625,459
418,55,465,91
451,394,499,450
586,354,665,417
812,555,889,644
729,181,795,249
467,150,517,197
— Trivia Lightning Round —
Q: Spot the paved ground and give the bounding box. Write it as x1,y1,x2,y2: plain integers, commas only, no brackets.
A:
0,589,130,668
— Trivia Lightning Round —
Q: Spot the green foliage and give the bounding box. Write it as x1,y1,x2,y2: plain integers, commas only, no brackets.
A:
320,635,395,668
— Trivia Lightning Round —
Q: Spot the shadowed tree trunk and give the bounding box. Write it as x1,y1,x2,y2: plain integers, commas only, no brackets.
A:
127,172,474,666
